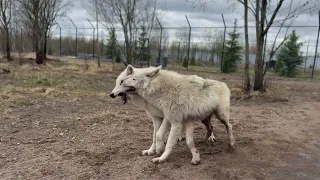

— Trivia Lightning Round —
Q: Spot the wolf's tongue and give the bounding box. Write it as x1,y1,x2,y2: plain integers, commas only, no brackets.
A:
121,94,127,104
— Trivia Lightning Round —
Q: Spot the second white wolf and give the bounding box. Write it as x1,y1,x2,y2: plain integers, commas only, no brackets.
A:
120,65,236,164
109,65,217,157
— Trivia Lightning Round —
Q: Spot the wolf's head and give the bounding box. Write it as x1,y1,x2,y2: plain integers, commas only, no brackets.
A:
120,65,162,93
109,65,137,104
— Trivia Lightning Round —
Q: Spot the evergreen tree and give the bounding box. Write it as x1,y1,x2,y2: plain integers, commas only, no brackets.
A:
105,27,118,62
222,18,242,73
190,56,196,66
276,30,304,77
135,26,151,62
115,52,121,63
182,56,188,67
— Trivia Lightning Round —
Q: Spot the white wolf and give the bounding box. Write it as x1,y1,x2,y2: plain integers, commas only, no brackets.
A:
109,65,216,157
120,65,236,164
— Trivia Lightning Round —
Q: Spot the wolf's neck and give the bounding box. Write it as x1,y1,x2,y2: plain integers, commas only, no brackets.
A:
137,73,170,108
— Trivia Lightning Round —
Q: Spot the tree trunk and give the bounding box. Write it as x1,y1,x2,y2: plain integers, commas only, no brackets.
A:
97,55,101,68
244,0,250,92
36,50,44,64
112,45,115,71
35,37,44,64
254,0,267,91
126,46,133,65
254,37,264,91
44,36,47,59
5,27,12,61
43,36,47,64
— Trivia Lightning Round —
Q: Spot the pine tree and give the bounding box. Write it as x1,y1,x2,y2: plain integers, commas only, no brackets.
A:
135,26,151,62
105,27,118,62
182,56,188,67
115,52,121,63
276,30,304,77
222,18,242,73
190,56,196,65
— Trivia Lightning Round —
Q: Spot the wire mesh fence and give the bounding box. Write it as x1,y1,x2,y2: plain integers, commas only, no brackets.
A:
0,16,319,79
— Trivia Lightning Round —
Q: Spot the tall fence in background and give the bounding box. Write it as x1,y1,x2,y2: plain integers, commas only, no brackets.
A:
0,15,319,79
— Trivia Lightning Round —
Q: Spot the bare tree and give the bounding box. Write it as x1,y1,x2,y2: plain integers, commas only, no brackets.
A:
162,28,169,60
203,28,223,64
16,0,71,64
43,0,71,60
175,28,189,56
83,0,160,65
243,0,250,92
187,0,320,91
0,0,13,61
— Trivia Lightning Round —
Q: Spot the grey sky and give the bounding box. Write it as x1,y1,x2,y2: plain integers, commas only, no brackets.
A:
52,0,320,55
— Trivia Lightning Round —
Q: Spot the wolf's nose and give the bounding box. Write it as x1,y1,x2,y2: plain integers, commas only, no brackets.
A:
109,93,116,98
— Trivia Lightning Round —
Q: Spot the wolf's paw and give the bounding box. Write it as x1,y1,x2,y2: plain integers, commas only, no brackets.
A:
151,157,167,164
142,149,155,156
203,132,216,144
191,154,201,165
228,140,236,150
155,144,165,155
178,136,186,142
208,134,216,143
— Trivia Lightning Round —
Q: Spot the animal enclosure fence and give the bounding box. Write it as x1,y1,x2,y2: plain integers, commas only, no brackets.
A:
0,15,319,80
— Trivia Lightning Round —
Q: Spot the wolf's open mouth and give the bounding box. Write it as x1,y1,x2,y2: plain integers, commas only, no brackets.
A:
119,93,127,104
125,87,135,92
118,87,135,104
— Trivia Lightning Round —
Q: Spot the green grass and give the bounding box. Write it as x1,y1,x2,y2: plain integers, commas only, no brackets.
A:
24,77,54,87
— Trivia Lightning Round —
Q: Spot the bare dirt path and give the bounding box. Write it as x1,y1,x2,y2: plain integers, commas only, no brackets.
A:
0,61,320,180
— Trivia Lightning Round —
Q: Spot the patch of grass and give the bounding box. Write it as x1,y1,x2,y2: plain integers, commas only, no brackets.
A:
295,72,320,80
24,77,54,87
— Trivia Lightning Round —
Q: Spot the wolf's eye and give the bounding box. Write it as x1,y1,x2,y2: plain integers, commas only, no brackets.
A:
133,78,136,80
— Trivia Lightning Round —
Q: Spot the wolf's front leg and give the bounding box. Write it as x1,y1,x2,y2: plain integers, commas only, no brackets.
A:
155,118,170,155
142,117,162,156
152,120,182,164
178,123,186,142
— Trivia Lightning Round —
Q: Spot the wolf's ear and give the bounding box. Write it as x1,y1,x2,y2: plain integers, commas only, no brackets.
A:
127,65,134,75
146,65,162,77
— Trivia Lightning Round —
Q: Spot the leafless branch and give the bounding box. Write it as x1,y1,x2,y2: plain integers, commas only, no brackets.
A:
85,0,160,65
0,0,13,60
16,0,72,64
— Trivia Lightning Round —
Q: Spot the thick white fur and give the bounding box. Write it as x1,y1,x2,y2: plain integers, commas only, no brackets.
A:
110,66,216,157
121,65,236,164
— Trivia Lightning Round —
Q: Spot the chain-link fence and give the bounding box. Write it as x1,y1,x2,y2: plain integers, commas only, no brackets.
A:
1,16,319,79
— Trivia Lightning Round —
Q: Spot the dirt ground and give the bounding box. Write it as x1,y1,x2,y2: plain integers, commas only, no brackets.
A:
0,58,320,180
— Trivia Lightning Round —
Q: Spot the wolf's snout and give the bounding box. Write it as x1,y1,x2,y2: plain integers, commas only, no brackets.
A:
109,93,116,98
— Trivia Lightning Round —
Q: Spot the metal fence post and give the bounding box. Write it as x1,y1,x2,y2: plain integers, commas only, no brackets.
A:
135,27,138,65
221,14,226,72
15,23,23,54
304,39,310,73
95,0,100,67
87,18,95,60
55,21,62,57
70,19,78,58
212,42,216,65
185,15,191,70
311,10,320,80
20,28,23,53
156,17,162,65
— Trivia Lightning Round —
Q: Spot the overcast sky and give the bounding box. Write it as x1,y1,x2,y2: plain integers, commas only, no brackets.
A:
53,0,320,55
